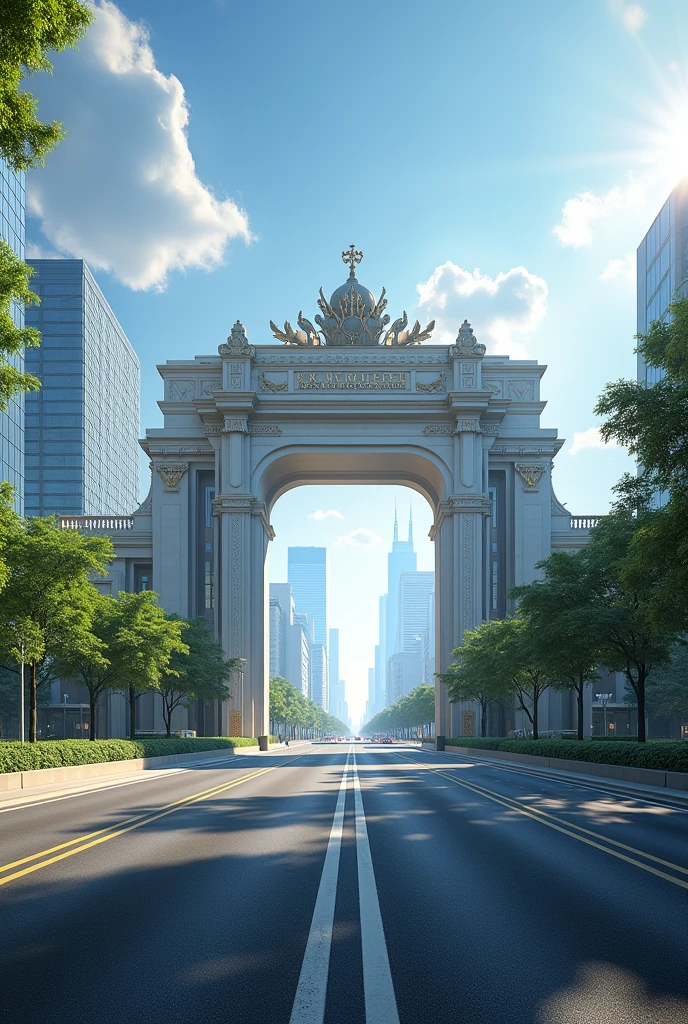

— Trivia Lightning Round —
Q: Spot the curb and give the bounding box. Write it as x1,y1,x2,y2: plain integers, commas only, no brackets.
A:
420,744,688,809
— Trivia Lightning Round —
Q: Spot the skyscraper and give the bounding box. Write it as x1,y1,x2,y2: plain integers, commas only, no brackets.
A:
0,159,26,511
635,180,688,507
270,583,311,696
288,547,328,644
397,571,435,655
385,504,416,669
328,627,340,715
24,259,140,516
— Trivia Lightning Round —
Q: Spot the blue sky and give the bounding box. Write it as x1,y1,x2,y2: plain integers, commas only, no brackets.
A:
24,0,688,723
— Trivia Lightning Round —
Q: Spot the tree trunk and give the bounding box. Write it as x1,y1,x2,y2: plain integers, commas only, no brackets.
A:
532,688,539,740
481,702,487,738
163,700,172,737
89,690,98,740
129,684,136,740
576,680,584,740
29,661,37,742
637,667,647,742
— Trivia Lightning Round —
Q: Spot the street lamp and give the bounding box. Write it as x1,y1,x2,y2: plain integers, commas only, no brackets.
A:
596,693,612,737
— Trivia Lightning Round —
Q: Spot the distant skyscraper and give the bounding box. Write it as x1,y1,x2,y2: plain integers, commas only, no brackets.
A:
0,159,26,511
310,643,328,709
329,627,340,714
288,547,328,644
636,179,688,507
397,571,435,654
24,259,139,516
271,583,311,695
387,653,423,703
385,504,416,682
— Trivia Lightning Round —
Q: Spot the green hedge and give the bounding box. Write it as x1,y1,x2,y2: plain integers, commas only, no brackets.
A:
0,736,258,773
442,737,688,773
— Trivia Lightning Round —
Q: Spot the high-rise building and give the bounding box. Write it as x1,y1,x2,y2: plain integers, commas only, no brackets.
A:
375,595,387,714
288,547,328,644
637,178,688,381
0,159,26,511
636,179,688,507
421,590,435,685
385,505,416,683
397,571,435,654
387,653,423,703
24,259,140,516
271,584,311,696
328,627,340,715
310,642,328,709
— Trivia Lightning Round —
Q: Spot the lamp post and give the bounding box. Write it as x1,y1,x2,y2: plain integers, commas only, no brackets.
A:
596,693,612,737
63,693,69,740
19,641,24,745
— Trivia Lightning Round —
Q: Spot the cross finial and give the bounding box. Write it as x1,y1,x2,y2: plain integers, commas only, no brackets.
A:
342,243,363,278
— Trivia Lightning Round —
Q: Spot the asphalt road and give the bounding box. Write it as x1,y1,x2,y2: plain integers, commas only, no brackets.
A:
1,743,687,1024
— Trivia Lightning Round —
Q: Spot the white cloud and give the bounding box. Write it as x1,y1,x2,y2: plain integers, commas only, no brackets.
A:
25,241,62,260
415,263,548,357
600,253,635,283
553,181,644,247
569,427,619,456
26,1,251,290
333,529,382,548
308,509,344,521
668,61,680,73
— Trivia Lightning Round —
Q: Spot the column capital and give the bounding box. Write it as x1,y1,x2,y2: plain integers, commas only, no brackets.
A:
222,416,249,434
212,495,274,538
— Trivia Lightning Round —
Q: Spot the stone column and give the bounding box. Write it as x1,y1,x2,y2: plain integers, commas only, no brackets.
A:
431,495,490,739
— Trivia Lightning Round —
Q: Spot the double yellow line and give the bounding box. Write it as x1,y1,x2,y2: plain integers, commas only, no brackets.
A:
397,752,688,891
0,756,302,888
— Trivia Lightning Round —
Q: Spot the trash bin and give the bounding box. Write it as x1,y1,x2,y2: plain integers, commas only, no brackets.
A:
436,735,446,752
258,735,269,752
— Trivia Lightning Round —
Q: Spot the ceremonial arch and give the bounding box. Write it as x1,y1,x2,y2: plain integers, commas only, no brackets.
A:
92,251,595,738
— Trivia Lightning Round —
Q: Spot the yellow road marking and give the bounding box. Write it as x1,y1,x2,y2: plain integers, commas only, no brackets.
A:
394,752,688,891
0,755,304,887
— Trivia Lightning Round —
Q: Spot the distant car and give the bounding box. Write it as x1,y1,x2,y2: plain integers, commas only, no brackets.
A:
381,737,393,744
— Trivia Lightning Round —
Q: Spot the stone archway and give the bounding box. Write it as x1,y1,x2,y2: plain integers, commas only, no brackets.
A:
109,256,574,739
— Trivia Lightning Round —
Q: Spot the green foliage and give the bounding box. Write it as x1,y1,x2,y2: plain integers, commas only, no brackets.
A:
361,685,435,736
442,736,688,773
0,736,257,773
645,645,688,722
159,616,231,736
269,677,349,737
0,515,113,740
0,240,41,411
0,0,93,171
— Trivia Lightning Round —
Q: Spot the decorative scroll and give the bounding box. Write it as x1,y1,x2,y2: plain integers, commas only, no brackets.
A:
248,424,282,436
423,424,455,435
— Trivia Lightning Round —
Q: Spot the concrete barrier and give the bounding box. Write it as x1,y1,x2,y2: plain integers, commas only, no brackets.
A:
431,744,688,793
0,744,257,794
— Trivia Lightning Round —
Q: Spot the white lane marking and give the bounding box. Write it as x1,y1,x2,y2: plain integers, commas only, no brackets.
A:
352,752,400,1024
289,750,351,1024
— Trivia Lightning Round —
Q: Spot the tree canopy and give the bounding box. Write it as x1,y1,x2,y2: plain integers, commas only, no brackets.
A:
361,685,435,738
0,0,93,171
269,677,349,738
160,617,234,737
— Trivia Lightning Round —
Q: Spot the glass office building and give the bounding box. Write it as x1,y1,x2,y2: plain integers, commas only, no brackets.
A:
637,178,688,385
0,159,26,511
24,260,140,516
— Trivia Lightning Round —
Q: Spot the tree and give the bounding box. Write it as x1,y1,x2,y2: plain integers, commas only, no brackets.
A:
0,0,93,172
361,685,436,739
595,295,688,630
0,481,21,594
269,677,349,739
0,656,52,738
511,551,603,740
644,645,688,727
439,630,511,738
577,487,676,742
160,617,232,737
0,516,112,740
56,591,184,739
0,241,41,411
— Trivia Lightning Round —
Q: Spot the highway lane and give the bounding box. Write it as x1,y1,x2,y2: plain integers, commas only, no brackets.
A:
0,743,687,1023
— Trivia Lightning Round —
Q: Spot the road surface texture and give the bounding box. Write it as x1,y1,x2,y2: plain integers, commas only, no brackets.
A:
1,743,687,1023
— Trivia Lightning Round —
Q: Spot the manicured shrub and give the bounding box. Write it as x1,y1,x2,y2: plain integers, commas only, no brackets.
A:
442,737,688,773
0,736,257,773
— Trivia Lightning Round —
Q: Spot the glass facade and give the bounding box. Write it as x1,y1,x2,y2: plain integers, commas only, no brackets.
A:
637,178,688,385
24,260,140,516
0,159,26,511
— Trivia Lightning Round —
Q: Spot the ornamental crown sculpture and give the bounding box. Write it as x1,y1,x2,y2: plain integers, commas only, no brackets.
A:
270,246,435,347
